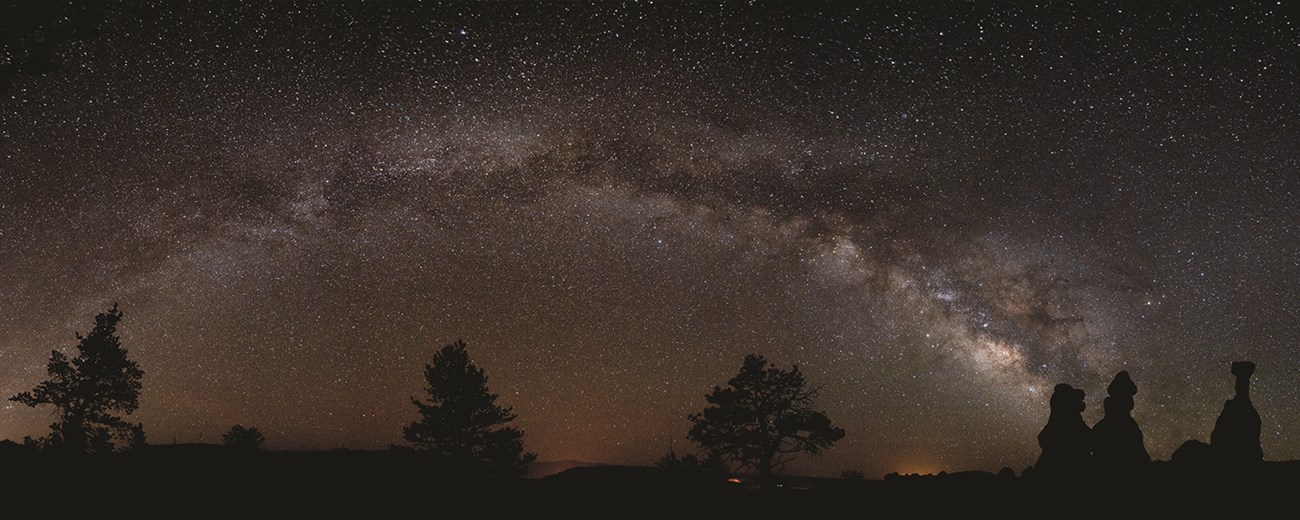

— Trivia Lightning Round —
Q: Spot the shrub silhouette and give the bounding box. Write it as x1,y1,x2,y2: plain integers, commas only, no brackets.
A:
840,469,866,480
656,450,727,476
222,425,266,451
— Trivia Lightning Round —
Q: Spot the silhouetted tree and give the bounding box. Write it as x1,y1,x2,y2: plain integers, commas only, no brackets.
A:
840,469,866,480
688,354,845,488
400,339,535,477
222,425,266,451
9,304,144,453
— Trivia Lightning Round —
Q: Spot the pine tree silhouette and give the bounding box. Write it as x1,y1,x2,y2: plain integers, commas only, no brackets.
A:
400,339,535,477
9,304,145,453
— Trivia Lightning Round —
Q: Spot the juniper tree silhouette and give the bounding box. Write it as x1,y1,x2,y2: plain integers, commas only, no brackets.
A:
8,304,145,454
399,339,535,477
688,354,844,489
222,424,266,451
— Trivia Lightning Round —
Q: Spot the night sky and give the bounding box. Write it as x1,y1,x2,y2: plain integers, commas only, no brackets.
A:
1,1,1297,478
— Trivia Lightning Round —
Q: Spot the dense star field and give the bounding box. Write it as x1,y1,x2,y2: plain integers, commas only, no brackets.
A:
1,2,1297,477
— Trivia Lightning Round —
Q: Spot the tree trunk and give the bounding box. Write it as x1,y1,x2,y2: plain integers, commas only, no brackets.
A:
62,414,87,454
758,457,773,490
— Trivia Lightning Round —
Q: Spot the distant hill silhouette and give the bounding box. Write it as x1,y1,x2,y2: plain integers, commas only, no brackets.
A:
525,459,609,479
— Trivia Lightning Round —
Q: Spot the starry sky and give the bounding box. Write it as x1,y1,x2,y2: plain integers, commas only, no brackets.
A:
1,1,1297,478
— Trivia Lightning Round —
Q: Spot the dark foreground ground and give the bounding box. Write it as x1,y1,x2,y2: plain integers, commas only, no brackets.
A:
2,446,1298,518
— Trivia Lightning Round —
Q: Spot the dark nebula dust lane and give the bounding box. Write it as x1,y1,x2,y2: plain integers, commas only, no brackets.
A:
1,2,1297,477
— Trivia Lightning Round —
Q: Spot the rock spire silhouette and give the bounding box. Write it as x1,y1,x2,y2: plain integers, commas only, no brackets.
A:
1035,383,1091,478
1210,361,1263,463
1091,370,1150,470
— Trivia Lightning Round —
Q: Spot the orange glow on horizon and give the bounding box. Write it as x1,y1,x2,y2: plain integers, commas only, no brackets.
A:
892,464,941,476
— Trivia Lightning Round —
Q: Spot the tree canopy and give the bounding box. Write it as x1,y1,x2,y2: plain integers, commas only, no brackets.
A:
222,424,266,451
688,354,844,487
9,304,145,453
400,339,535,477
